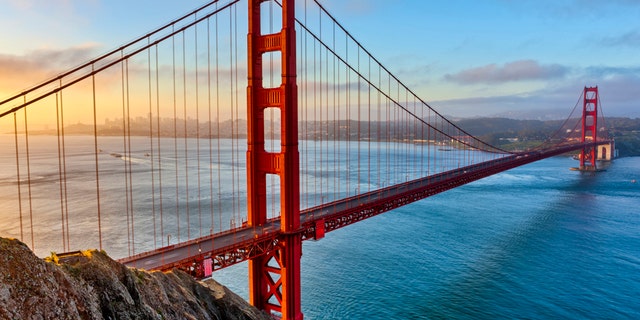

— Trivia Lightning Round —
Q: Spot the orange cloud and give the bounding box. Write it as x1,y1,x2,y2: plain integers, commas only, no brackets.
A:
0,43,101,97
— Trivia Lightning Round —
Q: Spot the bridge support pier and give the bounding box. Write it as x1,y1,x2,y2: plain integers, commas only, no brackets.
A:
247,0,303,319
597,141,616,161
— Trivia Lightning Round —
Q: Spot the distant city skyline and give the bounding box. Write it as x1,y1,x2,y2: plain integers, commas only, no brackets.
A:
1,0,639,119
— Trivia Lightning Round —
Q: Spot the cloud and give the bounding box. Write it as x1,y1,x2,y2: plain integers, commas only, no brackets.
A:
445,60,569,85
584,65,640,78
433,68,640,120
600,31,640,47
0,43,100,96
432,94,548,119
529,72,640,119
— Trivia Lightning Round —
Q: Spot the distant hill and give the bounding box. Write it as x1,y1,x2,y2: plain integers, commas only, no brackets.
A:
489,109,571,121
22,115,640,157
455,117,555,136
455,117,640,157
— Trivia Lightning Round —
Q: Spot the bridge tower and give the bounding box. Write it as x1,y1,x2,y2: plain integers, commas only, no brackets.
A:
579,86,598,170
246,0,302,319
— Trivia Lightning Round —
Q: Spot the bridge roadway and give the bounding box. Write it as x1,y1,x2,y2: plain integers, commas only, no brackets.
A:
118,141,606,275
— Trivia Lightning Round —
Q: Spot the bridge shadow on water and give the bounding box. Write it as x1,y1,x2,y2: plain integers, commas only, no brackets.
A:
411,168,612,319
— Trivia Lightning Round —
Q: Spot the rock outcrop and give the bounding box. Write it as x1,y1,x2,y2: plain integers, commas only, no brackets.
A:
0,237,270,320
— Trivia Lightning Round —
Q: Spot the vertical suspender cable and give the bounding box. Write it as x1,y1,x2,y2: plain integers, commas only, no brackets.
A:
420,97,424,178
367,55,371,190
334,22,340,200
91,68,103,251
324,14,330,205
356,47,361,196
402,90,406,180
121,52,131,255
155,45,165,246
332,22,338,203
302,1,309,208
125,59,135,254
182,30,191,241
393,82,399,182
172,26,181,243
195,14,203,239
313,12,318,205
405,91,410,180
324,20,330,204
345,32,350,198
215,6,223,232
416,97,419,177
318,5,323,205
377,65,381,187
147,40,157,249
388,81,393,183
229,5,237,229
55,93,66,251
23,99,35,249
13,113,24,243
207,15,214,236
427,108,431,177
234,4,241,224
60,86,70,248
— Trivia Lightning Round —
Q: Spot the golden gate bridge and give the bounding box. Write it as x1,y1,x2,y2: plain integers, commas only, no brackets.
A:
0,1,613,319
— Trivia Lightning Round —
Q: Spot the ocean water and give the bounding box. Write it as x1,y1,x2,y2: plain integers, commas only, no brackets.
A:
214,156,640,319
1,133,638,319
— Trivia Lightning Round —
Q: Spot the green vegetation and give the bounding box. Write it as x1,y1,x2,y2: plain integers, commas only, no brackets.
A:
613,131,640,157
455,117,640,157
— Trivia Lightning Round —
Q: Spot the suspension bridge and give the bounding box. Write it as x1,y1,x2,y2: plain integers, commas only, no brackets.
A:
0,1,613,319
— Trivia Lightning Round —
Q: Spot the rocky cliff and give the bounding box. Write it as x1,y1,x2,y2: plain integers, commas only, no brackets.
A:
0,237,270,320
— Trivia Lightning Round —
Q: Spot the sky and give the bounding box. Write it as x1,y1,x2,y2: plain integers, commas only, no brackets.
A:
1,0,639,120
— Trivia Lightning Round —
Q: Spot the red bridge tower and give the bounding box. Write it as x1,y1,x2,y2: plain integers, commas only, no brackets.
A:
247,0,302,319
579,86,599,170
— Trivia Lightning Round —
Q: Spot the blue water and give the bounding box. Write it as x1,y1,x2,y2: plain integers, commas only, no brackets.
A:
2,132,638,318
215,156,640,319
